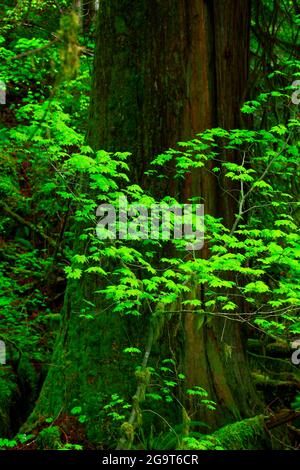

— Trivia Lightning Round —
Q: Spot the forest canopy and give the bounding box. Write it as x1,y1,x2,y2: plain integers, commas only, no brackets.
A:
0,0,299,455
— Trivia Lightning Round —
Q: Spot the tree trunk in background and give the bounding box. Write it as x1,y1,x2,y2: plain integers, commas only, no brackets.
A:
26,0,258,444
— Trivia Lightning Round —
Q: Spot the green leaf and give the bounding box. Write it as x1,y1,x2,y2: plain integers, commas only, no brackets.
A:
244,281,270,293
123,347,142,354
71,406,82,415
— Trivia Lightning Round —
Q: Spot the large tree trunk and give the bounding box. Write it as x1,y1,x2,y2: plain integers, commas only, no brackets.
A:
25,0,258,445
182,1,257,428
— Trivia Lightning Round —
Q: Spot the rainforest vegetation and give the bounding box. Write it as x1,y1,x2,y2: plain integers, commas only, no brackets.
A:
0,0,300,452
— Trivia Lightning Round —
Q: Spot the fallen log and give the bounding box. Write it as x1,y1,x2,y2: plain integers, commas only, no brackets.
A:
181,409,300,450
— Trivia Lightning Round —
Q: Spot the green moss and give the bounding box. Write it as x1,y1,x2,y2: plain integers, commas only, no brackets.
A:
120,421,134,445
135,368,151,385
181,435,224,451
214,416,266,450
182,416,267,451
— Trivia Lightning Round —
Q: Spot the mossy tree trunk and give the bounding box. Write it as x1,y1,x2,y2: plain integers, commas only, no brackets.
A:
26,0,258,445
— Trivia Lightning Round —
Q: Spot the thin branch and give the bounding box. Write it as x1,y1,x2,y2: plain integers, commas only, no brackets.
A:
9,38,58,61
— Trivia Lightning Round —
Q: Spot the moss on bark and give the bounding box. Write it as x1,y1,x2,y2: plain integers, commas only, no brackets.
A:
182,415,268,450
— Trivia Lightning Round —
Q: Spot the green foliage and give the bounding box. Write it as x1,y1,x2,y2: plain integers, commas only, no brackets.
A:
291,393,300,411
0,438,17,449
0,0,92,438
103,394,131,422
59,443,83,451
0,432,33,450
71,406,87,424
36,426,62,450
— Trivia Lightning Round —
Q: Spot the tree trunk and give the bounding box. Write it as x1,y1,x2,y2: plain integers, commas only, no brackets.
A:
25,0,258,445
182,0,258,428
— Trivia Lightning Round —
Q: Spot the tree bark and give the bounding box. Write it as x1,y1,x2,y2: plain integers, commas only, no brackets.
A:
182,0,257,428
